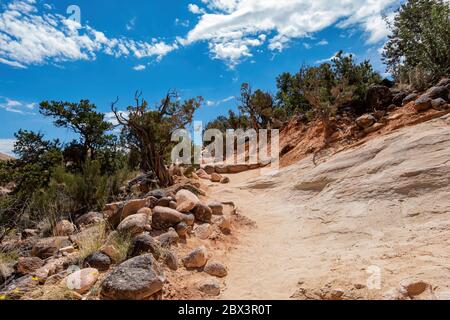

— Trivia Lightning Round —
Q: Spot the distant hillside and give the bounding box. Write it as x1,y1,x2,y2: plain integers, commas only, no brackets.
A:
0,152,13,161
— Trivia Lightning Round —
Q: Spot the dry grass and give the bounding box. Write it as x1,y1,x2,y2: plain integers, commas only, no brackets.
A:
22,284,81,300
106,232,132,263
76,223,107,261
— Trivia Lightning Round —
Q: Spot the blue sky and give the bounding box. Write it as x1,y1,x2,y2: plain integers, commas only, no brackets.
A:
0,0,399,155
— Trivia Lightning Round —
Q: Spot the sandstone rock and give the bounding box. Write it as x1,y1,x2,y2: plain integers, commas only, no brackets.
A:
117,213,148,236
217,217,231,234
211,173,222,183
356,114,376,129
163,251,179,271
196,169,211,180
195,224,212,240
182,246,208,269
182,213,195,226
193,203,212,223
364,122,384,134
204,261,228,278
121,199,149,220
175,189,200,213
31,237,72,259
220,177,230,184
402,93,418,105
75,212,103,227
152,206,183,230
157,228,180,248
147,189,166,199
66,268,99,294
128,234,161,259
204,165,215,174
54,220,75,236
100,254,164,300
175,222,189,237
83,252,111,271
215,165,229,174
414,96,432,112
104,201,124,228
208,201,224,215
198,279,221,296
228,164,251,174
16,257,44,275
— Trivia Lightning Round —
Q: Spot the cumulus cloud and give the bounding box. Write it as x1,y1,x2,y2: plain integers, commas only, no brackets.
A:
133,64,146,71
0,139,16,156
182,0,396,67
0,0,177,68
0,96,37,114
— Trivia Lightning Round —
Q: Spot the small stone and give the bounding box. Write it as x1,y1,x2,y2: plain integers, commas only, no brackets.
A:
16,257,45,275
217,217,231,234
182,246,208,269
157,228,180,248
152,206,184,230
207,201,223,215
195,224,212,240
75,212,103,227
193,203,212,223
100,245,122,263
156,197,172,207
137,207,152,216
211,173,222,183
431,98,447,109
414,96,432,112
204,261,228,278
83,252,111,272
220,177,230,184
169,201,177,210
54,220,75,236
399,279,430,297
175,222,189,237
356,114,376,129
182,214,195,226
117,213,148,236
198,279,221,296
66,268,99,294
128,234,161,260
402,93,418,105
176,189,200,213
121,199,149,220
31,237,72,259
163,251,179,271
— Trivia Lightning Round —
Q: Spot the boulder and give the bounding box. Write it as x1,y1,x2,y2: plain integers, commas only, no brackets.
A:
208,201,224,215
228,164,251,174
163,251,179,271
16,257,45,275
195,224,212,240
31,237,72,259
204,261,228,278
100,254,164,300
402,93,418,105
365,85,393,111
217,217,231,234
431,98,447,109
169,201,177,210
204,165,215,174
356,114,376,129
392,92,409,106
182,246,208,269
127,234,160,259
215,165,229,174
414,96,432,112
151,206,183,230
157,228,180,248
193,203,212,223
147,189,167,199
75,212,103,227
211,173,222,183
156,197,172,208
54,220,75,236
196,169,211,180
198,279,221,296
104,202,125,229
66,268,99,294
117,213,148,236
175,222,189,238
425,86,449,100
175,189,200,213
83,252,111,271
121,199,149,220
99,245,122,263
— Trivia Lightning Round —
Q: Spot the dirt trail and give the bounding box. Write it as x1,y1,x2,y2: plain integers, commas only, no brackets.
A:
208,113,450,300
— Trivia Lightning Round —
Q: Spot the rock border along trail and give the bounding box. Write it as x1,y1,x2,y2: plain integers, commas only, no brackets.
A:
210,113,450,300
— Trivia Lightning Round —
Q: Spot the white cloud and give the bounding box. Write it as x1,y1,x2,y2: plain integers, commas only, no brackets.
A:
0,96,37,114
175,18,190,27
133,64,146,71
126,17,136,31
206,95,235,106
316,39,328,46
182,0,397,66
315,51,356,64
0,0,177,68
0,139,16,156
